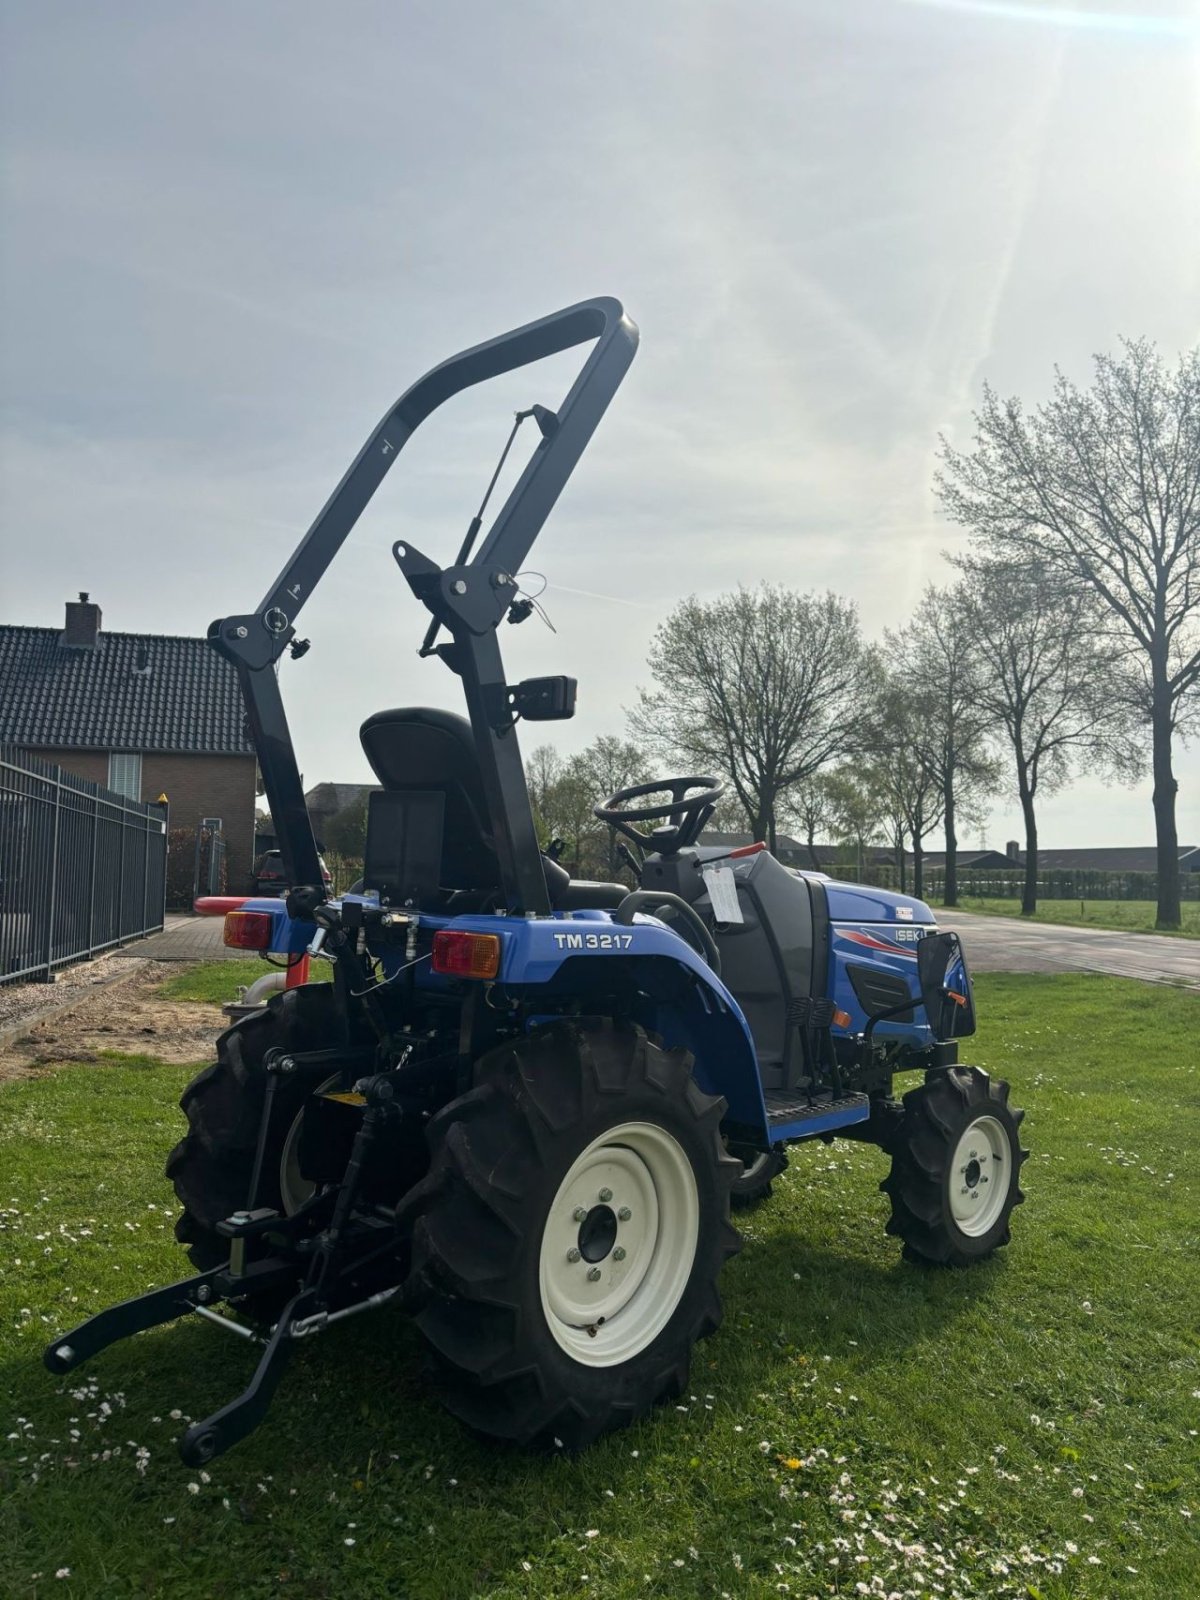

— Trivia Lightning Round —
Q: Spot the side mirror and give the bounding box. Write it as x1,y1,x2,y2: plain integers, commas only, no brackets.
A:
917,930,976,1039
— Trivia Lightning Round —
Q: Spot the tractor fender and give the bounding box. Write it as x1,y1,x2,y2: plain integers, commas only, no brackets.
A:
428,911,770,1136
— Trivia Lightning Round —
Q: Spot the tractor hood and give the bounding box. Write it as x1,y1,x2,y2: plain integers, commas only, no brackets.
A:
798,874,937,927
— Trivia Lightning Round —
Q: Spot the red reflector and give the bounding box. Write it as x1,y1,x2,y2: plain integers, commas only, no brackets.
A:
224,910,274,950
729,841,767,858
431,930,501,980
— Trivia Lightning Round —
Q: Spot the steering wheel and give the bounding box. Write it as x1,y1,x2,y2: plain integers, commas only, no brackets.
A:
594,776,724,855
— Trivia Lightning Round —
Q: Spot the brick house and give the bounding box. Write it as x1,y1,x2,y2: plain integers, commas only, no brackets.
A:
0,593,257,889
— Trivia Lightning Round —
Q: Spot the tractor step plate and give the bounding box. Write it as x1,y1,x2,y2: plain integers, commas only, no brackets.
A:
765,1091,870,1142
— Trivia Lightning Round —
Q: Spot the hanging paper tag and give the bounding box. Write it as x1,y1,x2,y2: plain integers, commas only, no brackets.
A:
701,864,743,925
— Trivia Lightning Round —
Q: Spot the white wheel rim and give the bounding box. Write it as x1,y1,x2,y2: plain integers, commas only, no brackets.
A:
538,1121,700,1368
278,1074,339,1214
949,1114,1010,1237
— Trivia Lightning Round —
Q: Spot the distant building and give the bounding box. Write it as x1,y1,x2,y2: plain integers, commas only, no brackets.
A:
698,832,896,871
911,849,1014,872
0,593,257,888
1001,842,1200,874
699,830,808,867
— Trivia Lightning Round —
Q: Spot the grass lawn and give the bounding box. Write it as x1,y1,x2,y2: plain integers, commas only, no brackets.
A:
2,974,1197,1599
947,897,1200,939
156,961,331,1005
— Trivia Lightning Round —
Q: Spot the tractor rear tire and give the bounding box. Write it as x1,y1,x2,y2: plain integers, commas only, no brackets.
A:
881,1066,1027,1266
726,1144,788,1209
405,1018,742,1449
166,984,343,1273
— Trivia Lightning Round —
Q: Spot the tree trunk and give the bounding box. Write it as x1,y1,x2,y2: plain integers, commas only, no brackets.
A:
1019,788,1038,917
806,822,821,870
766,806,778,855
1151,676,1181,928
894,825,906,894
912,832,924,902
943,777,958,907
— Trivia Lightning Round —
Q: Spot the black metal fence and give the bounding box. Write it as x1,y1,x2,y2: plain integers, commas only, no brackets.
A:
0,747,168,986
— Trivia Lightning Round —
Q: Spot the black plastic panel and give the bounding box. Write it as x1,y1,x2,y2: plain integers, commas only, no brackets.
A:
847,961,913,1023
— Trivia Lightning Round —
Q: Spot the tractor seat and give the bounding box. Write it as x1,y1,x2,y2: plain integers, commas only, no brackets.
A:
359,708,627,911
541,854,627,911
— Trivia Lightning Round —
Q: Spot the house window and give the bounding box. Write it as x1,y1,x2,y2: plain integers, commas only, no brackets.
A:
107,752,142,800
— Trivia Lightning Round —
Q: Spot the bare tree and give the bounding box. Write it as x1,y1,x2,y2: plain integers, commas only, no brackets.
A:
937,339,1200,927
821,767,887,882
707,790,753,837
631,585,880,851
957,557,1142,915
779,774,837,868
570,736,655,878
525,744,564,833
526,737,654,880
869,680,945,899
887,584,998,907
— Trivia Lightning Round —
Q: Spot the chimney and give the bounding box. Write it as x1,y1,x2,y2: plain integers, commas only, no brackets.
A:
1006,839,1020,862
63,592,102,649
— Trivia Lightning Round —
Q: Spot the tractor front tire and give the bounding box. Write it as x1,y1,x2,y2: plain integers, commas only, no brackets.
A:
406,1019,741,1449
166,985,343,1272
882,1066,1027,1266
726,1144,788,1209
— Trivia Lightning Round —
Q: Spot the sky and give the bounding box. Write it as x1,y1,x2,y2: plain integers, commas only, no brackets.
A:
2,0,1198,852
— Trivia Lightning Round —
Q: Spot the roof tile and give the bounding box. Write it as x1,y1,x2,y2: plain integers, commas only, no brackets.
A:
0,626,253,755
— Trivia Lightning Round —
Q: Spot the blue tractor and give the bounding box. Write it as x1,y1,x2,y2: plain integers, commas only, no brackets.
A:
45,299,1026,1465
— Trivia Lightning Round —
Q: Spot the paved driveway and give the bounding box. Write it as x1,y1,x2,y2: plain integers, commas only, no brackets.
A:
118,910,1200,987
940,908,1200,990
115,915,247,962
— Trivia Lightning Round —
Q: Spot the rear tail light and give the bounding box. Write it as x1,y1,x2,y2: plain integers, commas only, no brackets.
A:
224,910,274,950
431,930,501,980
832,1008,852,1029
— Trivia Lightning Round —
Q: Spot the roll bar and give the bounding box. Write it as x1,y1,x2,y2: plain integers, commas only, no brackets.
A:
210,298,639,905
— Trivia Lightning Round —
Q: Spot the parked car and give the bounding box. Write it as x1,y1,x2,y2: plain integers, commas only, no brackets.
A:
249,848,333,897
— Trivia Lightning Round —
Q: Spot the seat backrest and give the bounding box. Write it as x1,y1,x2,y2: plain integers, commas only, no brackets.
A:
359,708,499,893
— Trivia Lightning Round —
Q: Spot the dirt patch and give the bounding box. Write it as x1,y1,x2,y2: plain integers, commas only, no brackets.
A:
0,963,223,1083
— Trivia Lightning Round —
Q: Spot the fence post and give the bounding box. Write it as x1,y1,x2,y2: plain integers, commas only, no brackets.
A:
40,767,64,981
116,803,127,942
86,788,99,955
160,798,169,927
141,806,151,935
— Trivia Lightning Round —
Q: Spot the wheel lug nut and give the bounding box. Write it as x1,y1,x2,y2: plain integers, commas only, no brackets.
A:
572,1207,587,1222
612,1246,626,1261
961,1186,969,1195
599,1188,613,1202
617,1206,631,1222
587,1266,602,1282
567,1247,581,1263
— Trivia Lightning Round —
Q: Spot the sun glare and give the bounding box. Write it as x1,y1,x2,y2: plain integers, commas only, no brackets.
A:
900,0,1198,38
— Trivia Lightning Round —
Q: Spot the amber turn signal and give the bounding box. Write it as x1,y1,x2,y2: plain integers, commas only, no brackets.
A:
223,910,273,950
431,930,502,980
